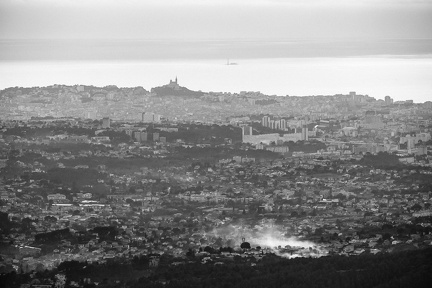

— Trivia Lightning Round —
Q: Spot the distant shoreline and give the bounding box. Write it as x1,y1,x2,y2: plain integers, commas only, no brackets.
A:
1,57,431,102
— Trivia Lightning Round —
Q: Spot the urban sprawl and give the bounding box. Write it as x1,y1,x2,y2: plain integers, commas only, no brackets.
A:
0,79,432,286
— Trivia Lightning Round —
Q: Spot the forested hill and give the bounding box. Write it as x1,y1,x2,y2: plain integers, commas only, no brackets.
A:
150,84,205,98
138,248,432,288
2,247,431,288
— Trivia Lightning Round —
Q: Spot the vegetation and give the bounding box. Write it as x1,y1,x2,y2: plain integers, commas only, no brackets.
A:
360,152,401,169
255,99,278,106
1,247,431,288
159,124,242,144
35,228,72,244
151,85,204,98
32,168,106,187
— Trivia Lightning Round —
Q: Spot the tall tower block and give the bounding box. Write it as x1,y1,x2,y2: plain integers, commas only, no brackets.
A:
242,126,253,142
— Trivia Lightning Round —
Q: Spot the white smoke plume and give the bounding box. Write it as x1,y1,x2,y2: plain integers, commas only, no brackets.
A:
206,221,328,258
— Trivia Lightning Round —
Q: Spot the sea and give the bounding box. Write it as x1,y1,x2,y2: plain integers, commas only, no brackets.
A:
1,39,431,102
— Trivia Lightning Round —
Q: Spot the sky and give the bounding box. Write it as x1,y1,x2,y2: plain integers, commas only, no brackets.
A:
1,0,432,40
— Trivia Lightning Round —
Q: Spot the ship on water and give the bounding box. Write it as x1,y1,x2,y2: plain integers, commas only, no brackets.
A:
226,59,238,65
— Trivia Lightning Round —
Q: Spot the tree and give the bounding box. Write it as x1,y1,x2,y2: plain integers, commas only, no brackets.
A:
204,246,216,254
240,242,251,250
226,188,234,196
382,232,392,241
186,248,195,257
72,181,78,193
364,211,374,217
55,274,66,288
411,203,422,212
334,193,346,200
0,211,11,233
44,215,57,223
227,199,235,210
21,217,33,230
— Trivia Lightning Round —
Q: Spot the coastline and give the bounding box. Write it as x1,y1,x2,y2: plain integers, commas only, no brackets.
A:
1,56,431,102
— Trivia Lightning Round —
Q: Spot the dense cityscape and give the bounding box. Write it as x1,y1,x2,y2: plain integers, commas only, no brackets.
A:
0,80,431,287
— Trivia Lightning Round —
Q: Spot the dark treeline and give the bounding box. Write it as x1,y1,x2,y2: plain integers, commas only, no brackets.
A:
128,248,432,288
282,140,327,153
0,211,12,234
1,247,431,288
151,85,204,98
159,124,242,144
359,152,402,169
89,226,118,241
173,146,280,162
35,228,71,244
32,168,105,187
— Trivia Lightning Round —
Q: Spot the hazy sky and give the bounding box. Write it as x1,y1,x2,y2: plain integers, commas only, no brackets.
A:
1,0,432,40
